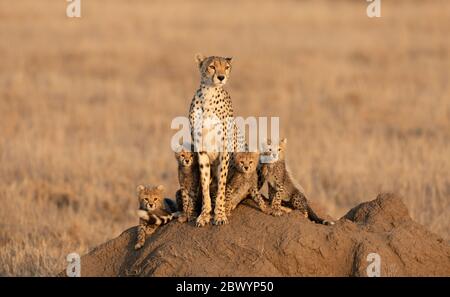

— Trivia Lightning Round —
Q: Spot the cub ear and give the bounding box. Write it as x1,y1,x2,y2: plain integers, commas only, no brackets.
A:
225,57,233,64
279,138,287,151
156,185,165,191
136,185,145,194
195,53,207,66
251,151,260,160
174,144,184,154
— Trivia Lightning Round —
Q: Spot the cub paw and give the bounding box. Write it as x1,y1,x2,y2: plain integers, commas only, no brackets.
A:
280,206,293,214
177,214,188,223
270,209,284,217
134,243,144,250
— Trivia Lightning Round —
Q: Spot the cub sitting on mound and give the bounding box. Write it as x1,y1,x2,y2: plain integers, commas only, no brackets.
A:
260,138,334,225
224,151,270,217
134,184,180,250
174,147,200,223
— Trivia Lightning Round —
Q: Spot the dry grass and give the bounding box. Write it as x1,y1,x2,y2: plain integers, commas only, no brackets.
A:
0,0,449,276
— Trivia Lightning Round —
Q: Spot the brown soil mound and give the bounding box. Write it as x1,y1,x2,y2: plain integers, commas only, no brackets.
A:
72,193,450,276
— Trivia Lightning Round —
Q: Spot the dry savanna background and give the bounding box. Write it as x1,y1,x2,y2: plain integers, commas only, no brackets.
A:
0,0,449,276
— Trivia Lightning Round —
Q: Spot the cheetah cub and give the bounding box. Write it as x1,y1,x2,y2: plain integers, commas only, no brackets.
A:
224,151,270,216
174,146,200,223
260,138,334,225
134,184,180,250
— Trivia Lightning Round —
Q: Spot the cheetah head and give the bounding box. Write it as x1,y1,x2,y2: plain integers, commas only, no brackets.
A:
234,151,259,174
195,53,232,86
175,147,195,167
136,184,164,211
260,138,287,163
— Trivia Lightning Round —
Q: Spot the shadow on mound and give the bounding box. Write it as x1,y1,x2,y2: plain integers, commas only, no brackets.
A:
71,193,450,276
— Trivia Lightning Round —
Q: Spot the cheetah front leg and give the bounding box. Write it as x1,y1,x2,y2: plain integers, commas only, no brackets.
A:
249,187,271,214
135,223,147,250
270,183,292,216
213,152,230,225
196,152,212,227
134,223,158,250
224,187,234,217
176,189,195,223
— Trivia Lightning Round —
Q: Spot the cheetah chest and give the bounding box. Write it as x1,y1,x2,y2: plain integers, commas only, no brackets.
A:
190,87,233,160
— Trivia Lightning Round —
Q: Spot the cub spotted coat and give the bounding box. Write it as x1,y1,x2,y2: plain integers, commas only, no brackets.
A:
174,147,200,222
224,151,270,216
134,185,180,250
260,138,334,225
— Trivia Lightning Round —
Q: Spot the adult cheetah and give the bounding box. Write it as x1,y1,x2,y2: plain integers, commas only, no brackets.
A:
188,54,238,227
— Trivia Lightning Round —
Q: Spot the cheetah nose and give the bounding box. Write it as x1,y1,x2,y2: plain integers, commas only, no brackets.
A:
217,75,225,81
244,166,249,171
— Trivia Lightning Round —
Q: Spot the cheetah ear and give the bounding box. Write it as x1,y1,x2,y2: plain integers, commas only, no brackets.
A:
156,185,165,191
136,185,145,194
251,151,260,161
174,150,180,159
195,53,207,66
174,144,184,153
225,57,233,64
279,138,287,151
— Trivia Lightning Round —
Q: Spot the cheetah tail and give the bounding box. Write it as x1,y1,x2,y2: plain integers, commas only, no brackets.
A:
164,198,179,213
306,204,335,226
160,211,181,224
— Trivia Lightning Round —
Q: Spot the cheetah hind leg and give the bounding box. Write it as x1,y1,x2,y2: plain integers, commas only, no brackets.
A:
270,187,292,216
290,192,334,225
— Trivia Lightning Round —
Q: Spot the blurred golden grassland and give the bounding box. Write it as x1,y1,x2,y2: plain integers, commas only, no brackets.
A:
0,0,449,276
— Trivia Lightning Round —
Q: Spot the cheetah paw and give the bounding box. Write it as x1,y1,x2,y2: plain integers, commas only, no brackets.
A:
270,209,284,217
195,213,211,227
134,243,144,250
177,215,188,223
281,206,293,214
213,214,229,225
187,214,197,222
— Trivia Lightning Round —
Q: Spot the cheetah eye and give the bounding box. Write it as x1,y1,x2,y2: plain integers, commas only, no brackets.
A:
209,65,215,70
249,161,253,165
225,65,230,70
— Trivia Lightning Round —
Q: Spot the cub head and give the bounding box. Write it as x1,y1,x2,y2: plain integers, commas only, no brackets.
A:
136,184,164,211
234,151,259,174
174,147,195,167
260,138,287,163
195,53,232,86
